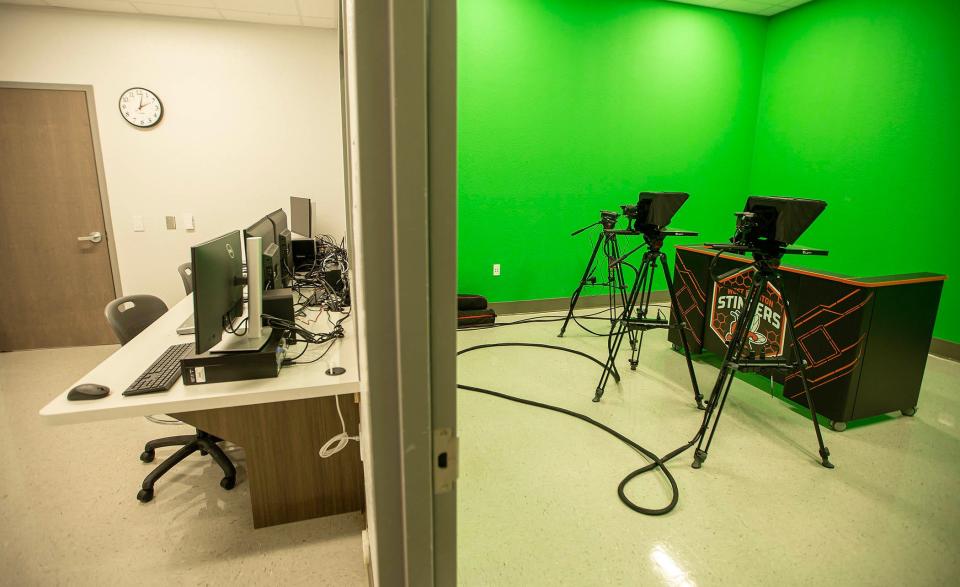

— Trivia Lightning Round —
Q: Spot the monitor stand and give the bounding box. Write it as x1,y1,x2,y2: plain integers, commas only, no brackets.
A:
211,326,274,353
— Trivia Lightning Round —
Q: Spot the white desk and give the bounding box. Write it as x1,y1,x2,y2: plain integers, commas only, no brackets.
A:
40,294,360,424
40,294,364,528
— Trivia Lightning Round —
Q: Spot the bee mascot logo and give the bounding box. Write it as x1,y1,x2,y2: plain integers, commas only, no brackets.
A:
709,267,786,357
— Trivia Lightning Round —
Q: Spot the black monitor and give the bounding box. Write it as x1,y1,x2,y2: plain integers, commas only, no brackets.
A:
266,208,294,286
244,217,281,290
190,231,244,354
290,196,312,238
622,192,689,232
741,196,827,247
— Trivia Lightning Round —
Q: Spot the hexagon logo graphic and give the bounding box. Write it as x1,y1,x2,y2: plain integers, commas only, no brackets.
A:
710,268,786,358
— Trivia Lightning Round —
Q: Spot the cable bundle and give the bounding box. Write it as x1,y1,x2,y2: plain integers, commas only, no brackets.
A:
291,234,351,314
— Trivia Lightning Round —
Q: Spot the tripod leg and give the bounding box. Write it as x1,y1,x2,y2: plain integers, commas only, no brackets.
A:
777,276,835,469
628,255,656,371
659,253,705,409
692,271,764,468
560,233,603,337
610,236,638,351
692,369,737,468
593,257,647,402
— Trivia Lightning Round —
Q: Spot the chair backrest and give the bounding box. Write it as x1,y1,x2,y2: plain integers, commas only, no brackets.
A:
178,262,193,295
104,295,169,345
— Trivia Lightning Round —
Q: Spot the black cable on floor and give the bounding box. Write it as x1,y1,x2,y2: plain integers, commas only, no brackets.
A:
457,342,710,516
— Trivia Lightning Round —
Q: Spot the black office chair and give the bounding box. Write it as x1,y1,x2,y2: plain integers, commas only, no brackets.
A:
104,295,236,503
178,262,193,295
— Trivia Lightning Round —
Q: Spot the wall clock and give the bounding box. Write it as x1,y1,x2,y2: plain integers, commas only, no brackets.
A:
119,87,163,128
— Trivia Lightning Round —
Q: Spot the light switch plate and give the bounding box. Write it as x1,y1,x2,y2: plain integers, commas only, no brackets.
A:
181,213,195,231
165,216,177,230
133,215,144,232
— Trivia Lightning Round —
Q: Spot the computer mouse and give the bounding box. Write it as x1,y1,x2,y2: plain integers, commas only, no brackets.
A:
67,383,110,401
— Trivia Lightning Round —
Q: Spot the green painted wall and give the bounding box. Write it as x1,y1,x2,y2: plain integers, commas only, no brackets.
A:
750,0,959,342
458,0,958,342
457,0,769,301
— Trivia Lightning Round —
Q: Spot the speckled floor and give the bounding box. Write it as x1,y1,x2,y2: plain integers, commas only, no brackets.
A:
456,312,960,586
0,345,366,586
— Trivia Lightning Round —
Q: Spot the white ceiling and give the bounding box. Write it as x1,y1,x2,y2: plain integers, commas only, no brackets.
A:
665,0,814,16
1,0,339,28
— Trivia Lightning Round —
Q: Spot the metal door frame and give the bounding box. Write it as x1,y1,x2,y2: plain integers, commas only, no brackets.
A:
340,0,457,584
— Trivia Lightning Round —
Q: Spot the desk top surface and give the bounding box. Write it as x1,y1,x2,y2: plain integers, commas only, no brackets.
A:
40,294,360,425
676,245,947,288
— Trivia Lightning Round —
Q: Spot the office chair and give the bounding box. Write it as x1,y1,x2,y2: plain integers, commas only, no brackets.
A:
104,295,236,503
178,262,193,294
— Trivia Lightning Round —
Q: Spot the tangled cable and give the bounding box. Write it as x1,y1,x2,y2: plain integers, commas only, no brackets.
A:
457,319,713,515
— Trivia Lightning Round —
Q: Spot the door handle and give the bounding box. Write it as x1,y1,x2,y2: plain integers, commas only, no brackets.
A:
77,231,103,243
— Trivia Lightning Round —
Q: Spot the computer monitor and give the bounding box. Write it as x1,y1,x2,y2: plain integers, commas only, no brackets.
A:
290,196,312,238
190,231,244,354
244,216,281,290
266,208,294,286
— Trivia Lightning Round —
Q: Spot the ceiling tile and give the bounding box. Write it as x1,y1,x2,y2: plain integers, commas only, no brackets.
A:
214,0,297,16
218,8,300,25
2,0,51,7
714,0,771,15
756,4,787,15
133,1,221,19
48,0,139,13
128,0,215,7
297,0,335,19
301,15,335,28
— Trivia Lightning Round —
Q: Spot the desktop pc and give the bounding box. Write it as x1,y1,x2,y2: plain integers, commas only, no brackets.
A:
121,197,344,395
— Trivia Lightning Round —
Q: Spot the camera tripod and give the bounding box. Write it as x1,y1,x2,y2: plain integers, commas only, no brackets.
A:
691,246,834,470
593,229,705,409
559,221,635,346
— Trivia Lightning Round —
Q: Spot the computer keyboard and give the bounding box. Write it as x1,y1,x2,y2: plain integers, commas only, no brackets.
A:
123,342,193,396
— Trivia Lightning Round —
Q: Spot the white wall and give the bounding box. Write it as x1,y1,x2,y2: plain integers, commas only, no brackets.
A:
0,5,346,307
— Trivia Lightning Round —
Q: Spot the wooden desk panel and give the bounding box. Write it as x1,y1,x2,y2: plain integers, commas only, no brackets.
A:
174,393,363,529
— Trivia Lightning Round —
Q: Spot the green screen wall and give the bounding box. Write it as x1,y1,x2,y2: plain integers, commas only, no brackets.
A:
457,0,768,300
458,0,958,342
749,0,959,342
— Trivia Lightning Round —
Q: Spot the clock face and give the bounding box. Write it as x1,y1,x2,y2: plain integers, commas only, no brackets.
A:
119,87,163,128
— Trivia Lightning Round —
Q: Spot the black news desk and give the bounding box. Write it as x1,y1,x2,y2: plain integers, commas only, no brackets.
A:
667,245,946,430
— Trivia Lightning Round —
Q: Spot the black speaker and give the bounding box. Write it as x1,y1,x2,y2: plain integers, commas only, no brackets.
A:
263,288,295,324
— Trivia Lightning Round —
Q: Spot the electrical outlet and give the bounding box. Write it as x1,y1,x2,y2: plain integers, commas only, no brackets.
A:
165,215,177,230
493,263,501,276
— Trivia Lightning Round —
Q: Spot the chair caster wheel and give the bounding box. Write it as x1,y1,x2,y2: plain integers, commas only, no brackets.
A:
137,488,154,503
830,421,846,432
220,476,236,490
901,407,917,417
200,450,208,456
140,450,155,463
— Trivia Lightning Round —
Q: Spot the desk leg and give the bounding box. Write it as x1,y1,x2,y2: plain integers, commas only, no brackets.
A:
172,394,363,528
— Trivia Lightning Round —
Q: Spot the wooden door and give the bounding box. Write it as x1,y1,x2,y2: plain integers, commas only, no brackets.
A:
0,87,118,350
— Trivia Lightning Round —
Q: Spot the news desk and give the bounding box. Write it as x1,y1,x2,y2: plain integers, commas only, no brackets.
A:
667,245,946,430
40,294,363,528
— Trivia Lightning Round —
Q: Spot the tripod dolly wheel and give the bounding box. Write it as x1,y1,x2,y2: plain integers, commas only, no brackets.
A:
901,407,917,417
830,421,846,432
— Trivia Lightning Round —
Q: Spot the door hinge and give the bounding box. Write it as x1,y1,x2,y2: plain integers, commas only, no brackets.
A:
433,427,458,494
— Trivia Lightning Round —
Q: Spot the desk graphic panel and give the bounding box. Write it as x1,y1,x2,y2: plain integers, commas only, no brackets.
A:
669,246,945,426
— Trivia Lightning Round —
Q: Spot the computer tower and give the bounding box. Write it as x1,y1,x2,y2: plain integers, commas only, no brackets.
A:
292,237,316,271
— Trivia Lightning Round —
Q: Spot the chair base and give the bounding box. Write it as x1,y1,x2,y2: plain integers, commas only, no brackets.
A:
137,429,236,503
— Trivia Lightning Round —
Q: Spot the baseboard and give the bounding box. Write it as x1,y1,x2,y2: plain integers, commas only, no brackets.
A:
930,338,960,362
489,292,959,364
488,291,670,316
